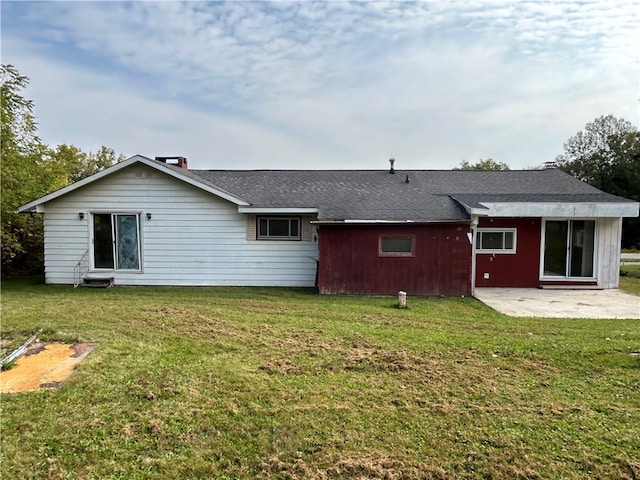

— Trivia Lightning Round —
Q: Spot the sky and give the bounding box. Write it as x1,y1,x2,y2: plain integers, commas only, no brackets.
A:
1,0,638,170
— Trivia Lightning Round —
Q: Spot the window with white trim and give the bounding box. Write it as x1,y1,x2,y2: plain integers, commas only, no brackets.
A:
257,217,301,240
476,228,516,254
379,235,415,257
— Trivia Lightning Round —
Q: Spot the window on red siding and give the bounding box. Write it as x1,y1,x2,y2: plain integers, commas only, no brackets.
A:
476,229,516,253
379,236,415,257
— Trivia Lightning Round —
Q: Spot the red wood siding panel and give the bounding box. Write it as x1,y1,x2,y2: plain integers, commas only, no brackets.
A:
475,217,541,287
318,224,472,296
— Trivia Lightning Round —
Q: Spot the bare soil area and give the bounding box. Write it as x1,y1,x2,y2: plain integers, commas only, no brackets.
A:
0,343,96,393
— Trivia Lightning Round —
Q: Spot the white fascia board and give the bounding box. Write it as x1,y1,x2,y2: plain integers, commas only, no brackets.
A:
468,207,490,216
479,202,639,218
18,155,249,213
238,207,318,214
457,203,489,216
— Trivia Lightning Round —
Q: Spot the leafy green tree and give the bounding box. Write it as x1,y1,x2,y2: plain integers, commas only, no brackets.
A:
555,115,640,249
1,64,125,276
47,144,124,185
1,64,51,275
455,158,510,170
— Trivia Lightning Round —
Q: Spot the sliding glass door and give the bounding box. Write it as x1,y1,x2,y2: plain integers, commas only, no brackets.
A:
92,213,141,271
543,220,595,278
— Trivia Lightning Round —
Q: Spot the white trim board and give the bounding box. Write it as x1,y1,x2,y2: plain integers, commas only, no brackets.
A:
470,202,638,218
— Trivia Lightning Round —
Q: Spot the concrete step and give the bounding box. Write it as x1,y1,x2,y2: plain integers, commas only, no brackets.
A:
82,277,114,288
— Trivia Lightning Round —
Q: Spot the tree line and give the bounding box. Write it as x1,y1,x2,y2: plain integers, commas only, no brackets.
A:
2,65,639,277
457,116,640,249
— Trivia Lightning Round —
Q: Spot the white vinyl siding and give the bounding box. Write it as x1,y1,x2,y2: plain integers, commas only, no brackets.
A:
42,164,319,286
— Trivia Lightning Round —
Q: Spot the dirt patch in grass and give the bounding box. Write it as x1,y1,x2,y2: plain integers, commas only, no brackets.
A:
260,454,449,479
272,329,335,355
344,345,443,377
0,343,96,393
259,359,299,375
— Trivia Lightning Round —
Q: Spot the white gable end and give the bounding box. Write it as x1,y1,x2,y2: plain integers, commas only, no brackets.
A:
18,155,249,213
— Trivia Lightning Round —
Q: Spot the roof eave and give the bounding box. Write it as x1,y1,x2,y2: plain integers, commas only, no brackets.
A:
238,207,319,214
312,219,471,225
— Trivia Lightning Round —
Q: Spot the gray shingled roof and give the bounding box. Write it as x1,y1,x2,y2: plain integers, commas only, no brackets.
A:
181,167,634,222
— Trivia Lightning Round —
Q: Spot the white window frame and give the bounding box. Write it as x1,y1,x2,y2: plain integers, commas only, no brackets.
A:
475,228,517,254
257,216,301,241
89,212,143,272
539,219,598,280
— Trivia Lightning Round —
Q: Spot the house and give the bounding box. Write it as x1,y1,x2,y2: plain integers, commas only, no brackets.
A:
18,155,639,295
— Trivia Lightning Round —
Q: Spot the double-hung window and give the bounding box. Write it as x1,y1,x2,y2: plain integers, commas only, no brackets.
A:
92,213,141,270
257,217,301,240
476,229,516,254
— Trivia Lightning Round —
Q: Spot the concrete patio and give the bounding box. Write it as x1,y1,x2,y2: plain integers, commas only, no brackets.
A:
474,288,640,319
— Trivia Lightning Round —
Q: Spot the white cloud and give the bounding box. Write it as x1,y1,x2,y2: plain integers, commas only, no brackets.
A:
2,0,638,170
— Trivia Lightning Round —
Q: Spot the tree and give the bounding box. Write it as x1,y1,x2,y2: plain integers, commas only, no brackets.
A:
47,144,125,186
555,115,640,249
455,158,510,170
1,64,51,275
1,64,125,276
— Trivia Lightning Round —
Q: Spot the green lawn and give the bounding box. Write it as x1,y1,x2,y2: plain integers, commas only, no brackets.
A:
620,265,640,295
1,280,639,479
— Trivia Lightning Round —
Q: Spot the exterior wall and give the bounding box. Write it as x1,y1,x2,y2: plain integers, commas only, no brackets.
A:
596,217,622,288
475,217,541,288
318,223,471,296
42,164,319,286
475,217,623,289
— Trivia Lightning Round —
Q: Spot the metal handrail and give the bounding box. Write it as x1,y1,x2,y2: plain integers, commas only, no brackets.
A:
73,250,90,288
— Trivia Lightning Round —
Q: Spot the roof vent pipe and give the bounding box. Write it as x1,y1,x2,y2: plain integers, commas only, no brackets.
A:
405,174,410,184
389,158,395,174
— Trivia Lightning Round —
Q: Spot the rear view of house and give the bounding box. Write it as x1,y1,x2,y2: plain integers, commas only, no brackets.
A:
19,155,639,295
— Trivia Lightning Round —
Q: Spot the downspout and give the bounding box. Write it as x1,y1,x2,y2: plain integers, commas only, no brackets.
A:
470,216,478,295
